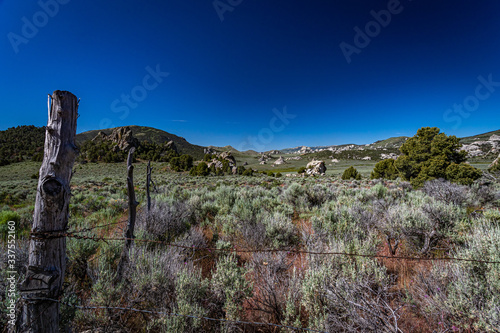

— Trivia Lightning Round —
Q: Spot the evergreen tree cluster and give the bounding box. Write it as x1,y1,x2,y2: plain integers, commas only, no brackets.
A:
78,140,128,163
0,126,46,165
136,141,179,162
170,154,193,172
370,127,482,187
78,140,182,164
189,156,252,177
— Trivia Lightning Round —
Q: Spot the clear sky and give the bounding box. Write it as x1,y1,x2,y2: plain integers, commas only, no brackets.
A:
1,1,500,151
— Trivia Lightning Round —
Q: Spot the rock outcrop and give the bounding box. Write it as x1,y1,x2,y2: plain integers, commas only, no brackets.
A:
299,146,313,154
207,159,223,170
165,140,178,154
489,154,500,170
205,151,237,171
92,126,139,152
273,156,285,165
380,153,399,160
204,147,215,155
259,154,272,162
461,135,500,158
218,151,236,165
306,160,326,175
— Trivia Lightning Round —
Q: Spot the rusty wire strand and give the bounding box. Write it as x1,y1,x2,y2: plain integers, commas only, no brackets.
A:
28,230,500,265
22,296,326,333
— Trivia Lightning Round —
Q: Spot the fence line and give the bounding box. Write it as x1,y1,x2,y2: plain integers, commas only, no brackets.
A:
68,218,128,234
22,296,327,333
29,228,500,265
22,210,500,331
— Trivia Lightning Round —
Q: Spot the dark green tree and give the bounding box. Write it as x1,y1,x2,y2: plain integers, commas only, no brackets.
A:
204,154,216,162
342,166,361,180
394,127,481,187
236,166,246,175
195,162,210,176
242,168,253,176
179,154,193,171
170,157,181,171
371,159,398,180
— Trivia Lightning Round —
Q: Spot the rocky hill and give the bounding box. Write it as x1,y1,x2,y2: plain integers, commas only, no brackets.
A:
76,125,204,160
459,133,500,159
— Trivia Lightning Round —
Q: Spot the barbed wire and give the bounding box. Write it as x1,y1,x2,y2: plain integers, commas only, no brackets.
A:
29,229,500,265
68,218,128,234
22,296,327,333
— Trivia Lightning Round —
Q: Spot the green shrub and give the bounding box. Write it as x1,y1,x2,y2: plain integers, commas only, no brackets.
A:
263,212,298,248
488,160,499,173
0,210,21,239
298,167,306,174
242,168,253,176
414,221,500,332
67,237,99,287
281,183,306,209
212,253,252,321
445,163,483,185
371,159,398,180
236,165,246,175
341,166,361,180
170,157,181,171
191,162,209,176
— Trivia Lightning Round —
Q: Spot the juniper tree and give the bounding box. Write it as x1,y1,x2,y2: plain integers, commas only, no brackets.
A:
393,127,481,187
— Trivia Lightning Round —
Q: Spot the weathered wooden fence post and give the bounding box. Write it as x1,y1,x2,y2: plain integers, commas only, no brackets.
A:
19,91,78,332
115,147,138,284
146,160,152,211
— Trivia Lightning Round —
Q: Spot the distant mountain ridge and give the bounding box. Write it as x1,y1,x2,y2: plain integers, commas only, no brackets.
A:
279,136,409,154
279,131,500,155
0,126,499,164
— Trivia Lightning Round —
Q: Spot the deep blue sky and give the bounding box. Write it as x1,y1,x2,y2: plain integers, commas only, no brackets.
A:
1,1,500,150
